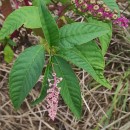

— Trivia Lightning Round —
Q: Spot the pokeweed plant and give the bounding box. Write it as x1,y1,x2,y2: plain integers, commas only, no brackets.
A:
0,0,129,120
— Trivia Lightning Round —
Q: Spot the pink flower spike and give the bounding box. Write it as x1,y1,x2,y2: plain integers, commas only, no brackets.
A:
46,72,63,121
113,15,129,27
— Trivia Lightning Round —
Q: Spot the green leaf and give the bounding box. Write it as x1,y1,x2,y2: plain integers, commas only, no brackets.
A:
87,18,112,56
58,41,111,89
7,38,17,46
52,56,82,118
59,22,111,49
38,0,59,46
103,0,120,16
99,24,112,56
9,45,45,109
44,0,51,4
0,6,41,40
4,45,14,63
31,63,52,106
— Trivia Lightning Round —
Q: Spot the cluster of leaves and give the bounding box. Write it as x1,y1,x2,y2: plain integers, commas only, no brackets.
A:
0,0,120,118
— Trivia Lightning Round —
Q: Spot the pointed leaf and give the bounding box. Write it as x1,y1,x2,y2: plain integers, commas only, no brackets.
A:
59,22,110,49
87,18,112,56
9,45,45,109
38,0,59,46
99,25,112,56
31,63,52,106
58,41,111,89
0,6,41,40
52,56,82,118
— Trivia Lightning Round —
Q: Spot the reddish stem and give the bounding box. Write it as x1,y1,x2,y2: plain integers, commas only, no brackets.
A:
24,0,30,6
53,74,57,89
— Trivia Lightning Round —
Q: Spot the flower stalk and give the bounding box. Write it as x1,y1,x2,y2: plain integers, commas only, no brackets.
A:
72,0,129,27
46,72,63,120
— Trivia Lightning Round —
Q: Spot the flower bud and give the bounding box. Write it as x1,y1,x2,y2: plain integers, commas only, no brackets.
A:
71,0,75,4
97,12,103,17
105,17,110,20
90,0,96,4
81,4,88,10
93,5,99,10
104,7,110,12
88,11,92,14
49,83,52,87
114,9,118,14
78,0,84,4
112,14,118,20
52,73,56,76
97,0,104,5
103,4,107,8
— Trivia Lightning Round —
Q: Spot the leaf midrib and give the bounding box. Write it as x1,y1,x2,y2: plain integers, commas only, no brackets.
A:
10,45,44,106
60,23,110,40
75,47,105,81
54,56,80,114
